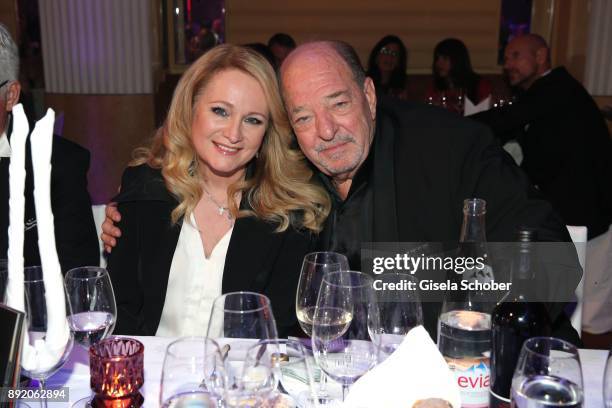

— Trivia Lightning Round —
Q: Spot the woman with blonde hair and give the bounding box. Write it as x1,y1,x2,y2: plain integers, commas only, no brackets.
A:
106,44,330,337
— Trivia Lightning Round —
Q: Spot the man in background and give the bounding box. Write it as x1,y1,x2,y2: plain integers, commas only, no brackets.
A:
471,34,612,343
268,33,296,67
0,23,99,272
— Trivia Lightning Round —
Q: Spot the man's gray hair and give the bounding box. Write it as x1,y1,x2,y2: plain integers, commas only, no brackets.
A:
0,23,19,83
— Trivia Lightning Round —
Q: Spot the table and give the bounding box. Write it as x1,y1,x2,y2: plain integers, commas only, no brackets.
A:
45,336,608,407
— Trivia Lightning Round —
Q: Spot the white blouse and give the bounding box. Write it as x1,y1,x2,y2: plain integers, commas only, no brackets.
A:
156,213,233,337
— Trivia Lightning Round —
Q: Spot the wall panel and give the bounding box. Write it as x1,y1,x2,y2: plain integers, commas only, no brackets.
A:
226,0,502,73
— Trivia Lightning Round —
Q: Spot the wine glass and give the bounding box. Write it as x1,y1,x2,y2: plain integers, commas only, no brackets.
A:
296,252,349,337
64,266,116,408
160,337,221,407
244,338,318,407
296,251,348,403
22,266,74,408
604,346,612,407
206,291,278,406
65,267,116,349
369,273,423,360
312,271,380,402
511,337,583,407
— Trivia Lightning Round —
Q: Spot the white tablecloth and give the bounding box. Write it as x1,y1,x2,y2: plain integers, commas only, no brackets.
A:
45,336,608,407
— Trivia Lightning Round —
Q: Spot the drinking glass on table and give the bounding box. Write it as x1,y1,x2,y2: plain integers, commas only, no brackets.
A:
511,336,584,408
206,291,278,406
64,266,116,408
65,267,116,348
604,346,612,407
160,337,221,407
296,251,348,404
368,273,423,360
312,271,381,402
22,266,74,408
244,338,318,407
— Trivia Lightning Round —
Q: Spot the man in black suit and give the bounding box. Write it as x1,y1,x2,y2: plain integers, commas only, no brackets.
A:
472,34,612,240
103,40,580,342
0,23,99,272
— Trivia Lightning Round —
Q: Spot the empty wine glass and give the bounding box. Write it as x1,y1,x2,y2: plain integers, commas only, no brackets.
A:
206,291,278,406
369,273,423,360
22,266,74,408
160,337,221,407
65,267,116,349
296,251,348,404
312,271,380,402
245,338,318,407
511,337,583,408
604,346,612,408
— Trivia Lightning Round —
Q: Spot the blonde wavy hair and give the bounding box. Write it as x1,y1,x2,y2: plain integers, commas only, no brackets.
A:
132,44,330,232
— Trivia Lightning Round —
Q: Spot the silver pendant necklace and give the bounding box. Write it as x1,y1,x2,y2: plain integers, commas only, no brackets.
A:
202,186,233,220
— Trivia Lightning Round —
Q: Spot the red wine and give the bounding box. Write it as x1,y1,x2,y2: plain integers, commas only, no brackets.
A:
490,229,551,408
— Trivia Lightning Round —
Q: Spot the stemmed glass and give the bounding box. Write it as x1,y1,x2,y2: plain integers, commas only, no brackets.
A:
368,273,423,360
511,337,584,407
296,252,348,403
206,291,278,406
311,271,380,402
65,267,116,348
22,266,74,408
64,266,117,407
244,338,318,407
604,346,612,407
160,337,221,407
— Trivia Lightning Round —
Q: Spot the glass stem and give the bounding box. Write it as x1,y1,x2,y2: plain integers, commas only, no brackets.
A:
341,383,350,401
38,379,48,408
319,371,328,396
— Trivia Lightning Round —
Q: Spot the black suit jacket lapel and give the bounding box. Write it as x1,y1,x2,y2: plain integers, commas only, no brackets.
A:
222,215,281,294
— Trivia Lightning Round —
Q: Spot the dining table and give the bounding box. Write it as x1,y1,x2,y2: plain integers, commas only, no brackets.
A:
40,336,608,407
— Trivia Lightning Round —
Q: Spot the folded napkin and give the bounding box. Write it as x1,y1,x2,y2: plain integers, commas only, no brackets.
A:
344,326,460,408
463,96,491,116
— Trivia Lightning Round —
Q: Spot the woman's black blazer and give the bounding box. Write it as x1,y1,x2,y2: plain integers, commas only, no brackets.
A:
106,164,314,337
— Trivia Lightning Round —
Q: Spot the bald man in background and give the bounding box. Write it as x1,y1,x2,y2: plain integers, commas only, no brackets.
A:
472,34,612,241
472,34,612,341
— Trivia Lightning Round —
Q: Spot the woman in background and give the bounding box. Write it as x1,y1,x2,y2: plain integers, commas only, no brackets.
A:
107,45,330,338
366,35,409,100
427,38,491,110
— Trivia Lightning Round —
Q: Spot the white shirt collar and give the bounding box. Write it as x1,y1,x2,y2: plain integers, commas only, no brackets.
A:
0,130,11,158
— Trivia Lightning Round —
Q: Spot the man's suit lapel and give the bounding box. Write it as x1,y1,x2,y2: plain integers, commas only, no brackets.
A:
222,216,280,294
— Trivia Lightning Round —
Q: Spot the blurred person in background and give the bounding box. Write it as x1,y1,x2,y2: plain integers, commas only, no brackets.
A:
426,38,492,110
366,35,409,100
267,33,296,68
0,23,98,272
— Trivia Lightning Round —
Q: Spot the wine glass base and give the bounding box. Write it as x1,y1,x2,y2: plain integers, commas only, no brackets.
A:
71,396,93,408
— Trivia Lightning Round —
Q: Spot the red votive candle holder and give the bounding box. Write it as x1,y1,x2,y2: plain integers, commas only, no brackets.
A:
89,337,145,407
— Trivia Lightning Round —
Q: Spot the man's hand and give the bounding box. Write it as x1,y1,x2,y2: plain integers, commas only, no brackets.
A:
101,203,122,253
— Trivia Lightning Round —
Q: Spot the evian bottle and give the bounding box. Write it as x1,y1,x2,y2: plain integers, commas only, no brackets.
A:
438,198,493,408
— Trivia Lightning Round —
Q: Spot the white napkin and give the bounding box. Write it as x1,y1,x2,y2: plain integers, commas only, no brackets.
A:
463,95,491,116
344,326,461,408
6,106,71,372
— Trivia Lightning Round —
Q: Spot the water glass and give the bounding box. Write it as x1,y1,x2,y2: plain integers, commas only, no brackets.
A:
206,292,278,406
160,337,221,407
511,337,583,407
65,266,117,349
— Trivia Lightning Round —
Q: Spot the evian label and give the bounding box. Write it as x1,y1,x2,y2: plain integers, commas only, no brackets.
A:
445,356,490,408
